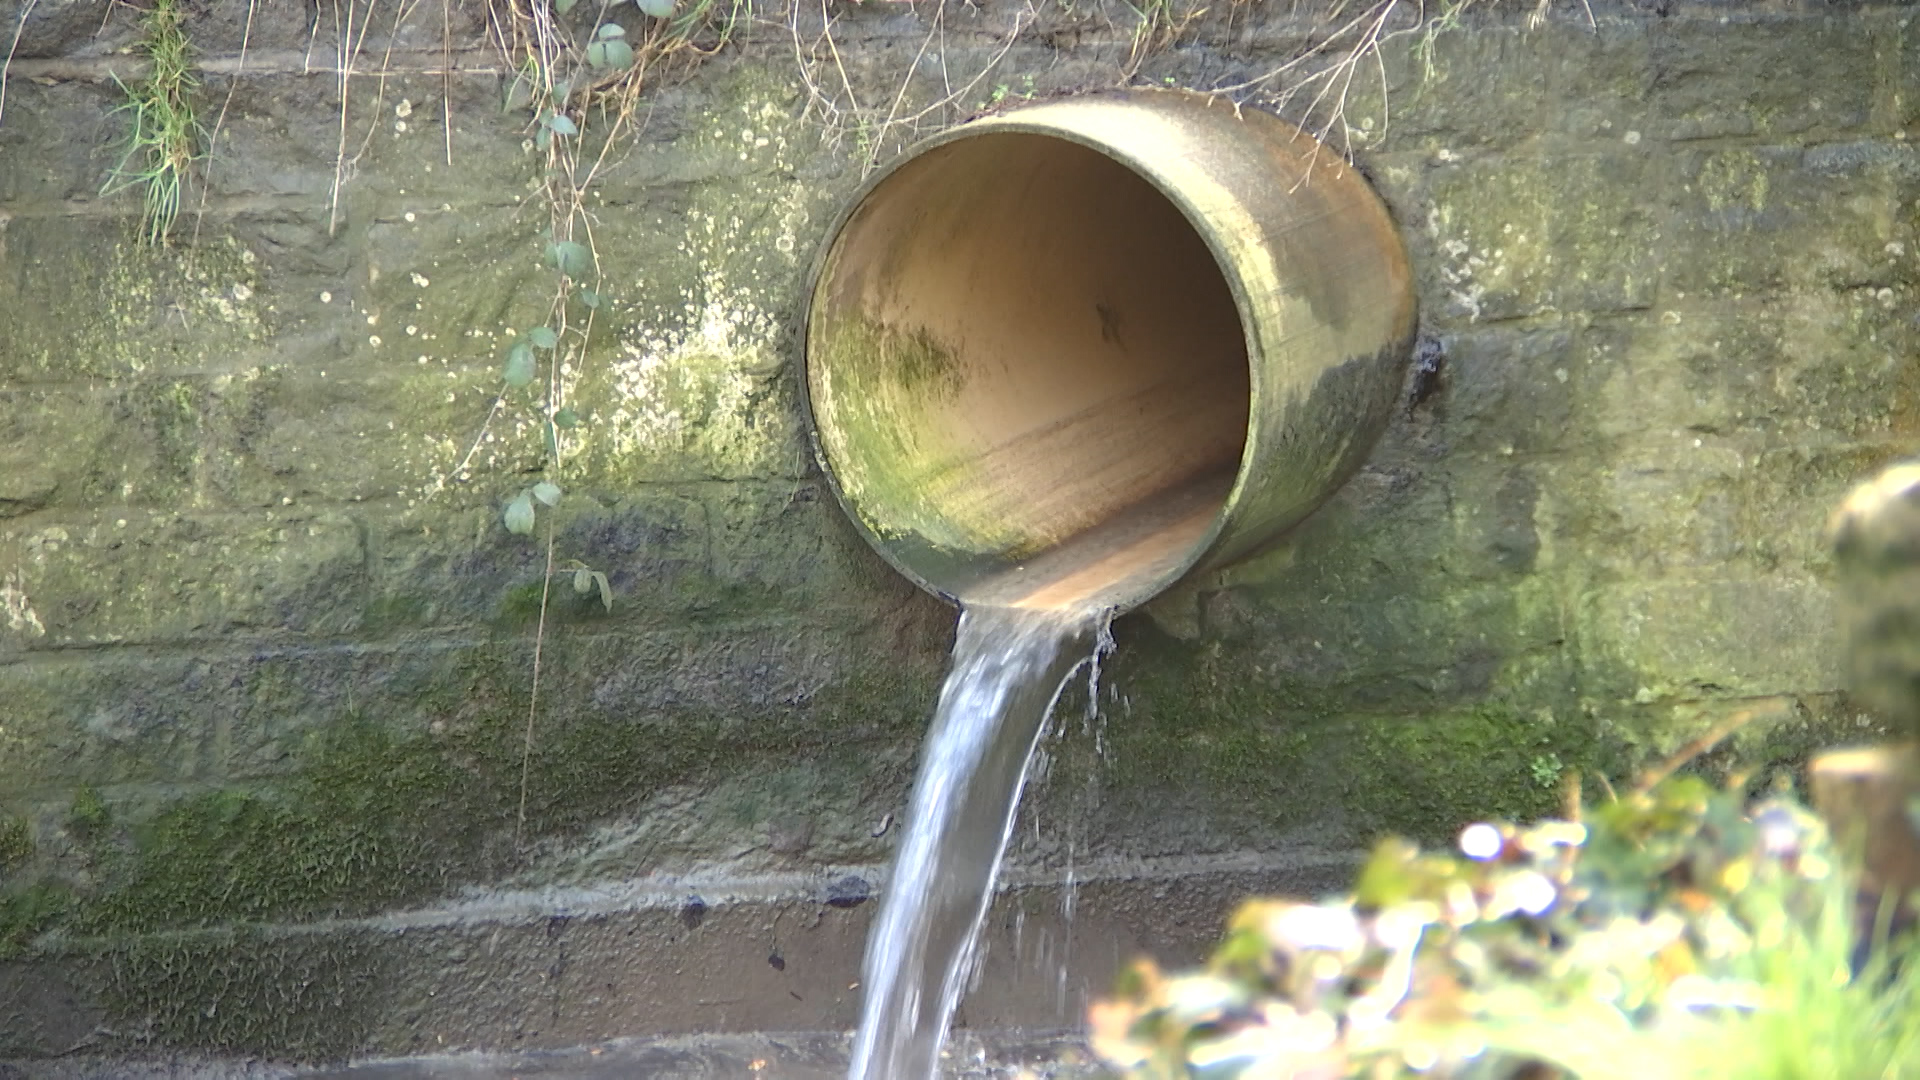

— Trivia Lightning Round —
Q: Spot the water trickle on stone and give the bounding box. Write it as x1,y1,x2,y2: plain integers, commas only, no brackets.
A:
848,603,1104,1080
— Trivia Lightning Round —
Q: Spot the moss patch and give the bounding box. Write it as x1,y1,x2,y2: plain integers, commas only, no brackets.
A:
0,815,35,871
0,882,69,959
94,929,387,1057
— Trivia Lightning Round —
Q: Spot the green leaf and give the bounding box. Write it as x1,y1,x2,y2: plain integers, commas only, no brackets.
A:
535,125,553,151
554,0,579,13
634,0,674,17
573,568,593,595
545,240,593,277
544,420,560,460
576,289,601,309
596,21,628,37
553,407,581,429
528,326,559,349
504,492,536,535
592,570,613,612
549,78,573,104
543,112,579,136
532,481,563,507
586,39,636,69
503,341,536,387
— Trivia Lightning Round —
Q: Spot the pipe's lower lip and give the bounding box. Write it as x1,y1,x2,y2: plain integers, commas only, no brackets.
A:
801,90,1417,614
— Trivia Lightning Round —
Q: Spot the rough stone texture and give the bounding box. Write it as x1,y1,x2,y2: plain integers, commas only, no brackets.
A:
0,0,1917,1066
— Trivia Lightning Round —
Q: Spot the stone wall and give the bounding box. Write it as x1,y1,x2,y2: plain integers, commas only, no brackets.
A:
0,0,1915,1061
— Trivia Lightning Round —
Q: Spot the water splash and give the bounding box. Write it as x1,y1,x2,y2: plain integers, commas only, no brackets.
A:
848,604,1103,1080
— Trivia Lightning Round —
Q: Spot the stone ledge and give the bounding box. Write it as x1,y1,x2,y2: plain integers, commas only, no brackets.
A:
2,849,1358,1061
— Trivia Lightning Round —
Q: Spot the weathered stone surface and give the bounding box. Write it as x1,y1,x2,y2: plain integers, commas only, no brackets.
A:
2,0,1917,1061
0,81,118,204
1575,574,1841,699
0,217,275,382
1649,14,1877,141
1576,293,1918,445
1665,145,1908,296
1417,151,1665,322
705,480,929,614
0,510,365,650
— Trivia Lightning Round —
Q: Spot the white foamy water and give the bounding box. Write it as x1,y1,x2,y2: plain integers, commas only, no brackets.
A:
847,604,1102,1080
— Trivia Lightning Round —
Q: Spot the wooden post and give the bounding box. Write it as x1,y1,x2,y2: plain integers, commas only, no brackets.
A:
1813,461,1920,938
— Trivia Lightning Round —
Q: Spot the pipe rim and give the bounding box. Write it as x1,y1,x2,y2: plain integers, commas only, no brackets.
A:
801,89,1279,612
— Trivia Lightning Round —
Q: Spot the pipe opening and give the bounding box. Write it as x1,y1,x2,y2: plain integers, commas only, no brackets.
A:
804,91,1417,614
807,133,1251,609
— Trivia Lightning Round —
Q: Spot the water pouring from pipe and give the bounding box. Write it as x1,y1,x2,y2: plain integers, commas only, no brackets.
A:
803,89,1419,1077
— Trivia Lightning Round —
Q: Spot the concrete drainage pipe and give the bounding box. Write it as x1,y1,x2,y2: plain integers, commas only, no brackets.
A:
802,89,1417,613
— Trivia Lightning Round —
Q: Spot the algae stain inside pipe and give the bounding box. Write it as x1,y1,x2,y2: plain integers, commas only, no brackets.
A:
803,89,1419,613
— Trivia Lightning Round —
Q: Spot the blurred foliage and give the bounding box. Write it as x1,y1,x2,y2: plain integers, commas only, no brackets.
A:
1090,777,1920,1079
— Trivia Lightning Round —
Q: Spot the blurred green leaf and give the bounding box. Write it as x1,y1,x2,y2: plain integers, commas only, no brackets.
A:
545,240,593,277
503,492,536,534
503,342,536,387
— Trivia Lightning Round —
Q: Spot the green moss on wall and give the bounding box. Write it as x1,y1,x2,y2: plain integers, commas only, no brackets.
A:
96,930,387,1057
68,786,111,840
0,814,35,871
0,882,70,959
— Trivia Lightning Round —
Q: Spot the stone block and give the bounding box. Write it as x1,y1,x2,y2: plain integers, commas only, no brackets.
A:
0,382,220,516
364,493,711,631
1344,21,1652,152
1648,14,1875,141
1736,442,1918,574
0,509,366,650
1664,144,1902,297
705,480,930,615
581,72,822,194
562,323,812,484
0,653,217,794
0,0,121,59
1540,439,1759,579
1576,292,1918,444
201,359,521,509
1204,574,1567,712
1428,325,1581,455
1574,574,1842,701
217,73,537,212
0,217,282,382
0,81,117,204
1418,151,1666,322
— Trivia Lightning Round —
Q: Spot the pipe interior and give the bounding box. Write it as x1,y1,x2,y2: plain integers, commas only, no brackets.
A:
809,133,1251,608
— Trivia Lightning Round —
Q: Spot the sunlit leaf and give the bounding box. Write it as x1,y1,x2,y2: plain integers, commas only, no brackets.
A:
532,481,562,506
503,492,536,534
528,326,559,349
554,0,579,13
543,112,579,135
596,21,628,37
634,0,674,17
503,341,536,387
573,568,593,595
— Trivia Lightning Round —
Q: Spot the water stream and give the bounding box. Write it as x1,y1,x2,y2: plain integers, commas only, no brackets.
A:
847,603,1104,1080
